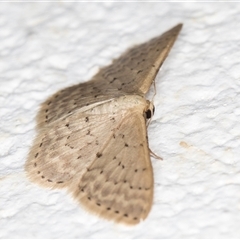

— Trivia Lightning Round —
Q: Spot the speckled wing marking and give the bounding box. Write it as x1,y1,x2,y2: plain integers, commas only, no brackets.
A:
25,23,182,225
37,24,182,128
93,23,182,94
73,112,153,225
26,95,153,224
26,112,121,189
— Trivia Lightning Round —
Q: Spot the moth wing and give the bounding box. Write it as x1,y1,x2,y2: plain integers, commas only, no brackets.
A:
92,23,182,94
71,112,153,225
37,24,182,128
25,105,124,189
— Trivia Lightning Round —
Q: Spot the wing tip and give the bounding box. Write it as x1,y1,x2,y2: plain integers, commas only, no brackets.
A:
175,23,183,29
173,23,183,30
167,23,183,36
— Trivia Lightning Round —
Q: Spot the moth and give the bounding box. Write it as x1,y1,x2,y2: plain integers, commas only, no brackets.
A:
25,23,182,225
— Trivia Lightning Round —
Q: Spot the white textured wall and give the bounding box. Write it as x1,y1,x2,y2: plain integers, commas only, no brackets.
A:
1,2,240,238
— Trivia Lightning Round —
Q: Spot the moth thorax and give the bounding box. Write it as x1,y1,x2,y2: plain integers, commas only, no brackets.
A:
144,100,155,120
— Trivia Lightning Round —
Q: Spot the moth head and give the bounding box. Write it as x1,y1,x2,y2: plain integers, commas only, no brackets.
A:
144,100,155,121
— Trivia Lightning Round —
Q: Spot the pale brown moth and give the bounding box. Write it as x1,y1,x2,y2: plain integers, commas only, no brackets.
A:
25,23,182,225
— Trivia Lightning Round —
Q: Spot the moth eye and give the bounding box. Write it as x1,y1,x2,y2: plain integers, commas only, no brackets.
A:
145,109,152,119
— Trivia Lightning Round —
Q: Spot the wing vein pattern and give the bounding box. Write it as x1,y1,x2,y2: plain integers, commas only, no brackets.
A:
25,23,182,225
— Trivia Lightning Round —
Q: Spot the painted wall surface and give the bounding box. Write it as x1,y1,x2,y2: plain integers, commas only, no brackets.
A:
1,2,240,238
